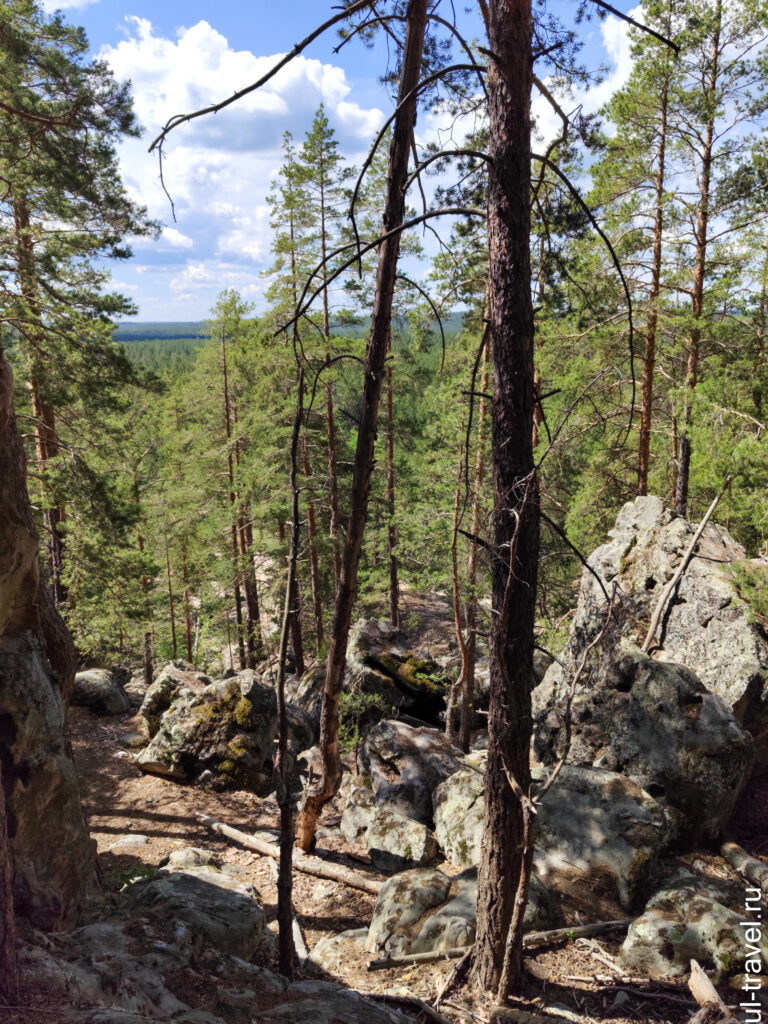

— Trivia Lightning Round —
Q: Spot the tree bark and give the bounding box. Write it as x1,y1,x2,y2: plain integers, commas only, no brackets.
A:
326,378,342,586
675,0,720,516
163,524,178,660
295,0,429,852
385,339,399,626
472,0,539,1002
290,574,306,678
302,432,325,652
637,45,670,497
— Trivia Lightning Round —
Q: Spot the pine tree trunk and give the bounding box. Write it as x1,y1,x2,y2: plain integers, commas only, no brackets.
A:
181,541,194,663
290,574,305,677
13,194,67,606
385,345,399,626
242,519,264,661
326,379,342,585
0,777,18,1003
302,434,325,652
472,0,539,1001
675,2,720,516
163,526,178,660
459,335,489,754
637,27,672,497
295,0,429,853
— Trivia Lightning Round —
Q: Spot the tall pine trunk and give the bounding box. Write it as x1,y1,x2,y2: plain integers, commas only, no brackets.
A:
473,0,539,1000
296,0,429,852
385,338,399,626
637,50,670,496
302,432,325,652
675,0,720,516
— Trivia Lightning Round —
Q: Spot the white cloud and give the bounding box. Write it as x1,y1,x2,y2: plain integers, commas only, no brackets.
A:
532,11,635,144
98,17,384,317
41,0,99,10
161,227,194,249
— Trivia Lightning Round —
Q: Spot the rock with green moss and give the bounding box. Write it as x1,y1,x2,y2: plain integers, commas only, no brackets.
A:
433,763,485,867
72,669,130,716
346,619,449,725
136,676,276,788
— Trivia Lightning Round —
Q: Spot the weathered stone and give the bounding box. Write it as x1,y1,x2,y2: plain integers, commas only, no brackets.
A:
285,702,317,752
257,980,414,1023
340,783,376,844
367,867,560,957
0,632,97,929
619,870,768,981
309,928,369,974
164,847,222,871
533,765,668,916
539,495,768,752
290,664,326,729
72,669,130,716
433,765,484,867
535,639,754,843
136,676,277,788
364,805,438,873
346,619,449,725
359,720,463,827
117,732,147,749
123,864,266,960
367,867,452,955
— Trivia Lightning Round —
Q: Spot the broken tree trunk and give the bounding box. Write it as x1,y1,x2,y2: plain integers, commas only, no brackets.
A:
295,0,429,853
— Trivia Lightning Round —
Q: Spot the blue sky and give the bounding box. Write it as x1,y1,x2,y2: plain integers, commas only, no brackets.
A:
43,0,640,321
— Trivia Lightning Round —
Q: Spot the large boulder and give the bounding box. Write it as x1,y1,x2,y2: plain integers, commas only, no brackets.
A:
136,675,277,788
619,865,768,981
359,719,463,827
0,633,97,929
139,663,211,737
429,759,668,918
72,669,130,716
123,862,267,960
540,496,768,750
364,805,438,874
534,639,754,843
366,866,560,958
346,619,449,725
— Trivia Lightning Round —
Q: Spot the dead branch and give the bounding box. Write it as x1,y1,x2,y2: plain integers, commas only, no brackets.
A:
367,920,632,971
720,839,768,896
588,0,680,53
195,812,382,895
688,959,739,1023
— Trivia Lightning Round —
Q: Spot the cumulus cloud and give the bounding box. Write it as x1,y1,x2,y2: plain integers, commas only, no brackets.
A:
99,17,384,318
42,0,99,10
532,11,635,144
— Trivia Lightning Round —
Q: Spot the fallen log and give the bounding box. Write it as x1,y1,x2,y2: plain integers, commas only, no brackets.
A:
720,840,768,897
195,812,382,895
367,919,633,971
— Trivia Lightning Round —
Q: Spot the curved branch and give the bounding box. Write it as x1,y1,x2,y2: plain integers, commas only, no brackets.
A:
148,0,375,152
589,0,680,53
395,274,447,370
281,206,485,337
404,148,492,194
540,511,612,607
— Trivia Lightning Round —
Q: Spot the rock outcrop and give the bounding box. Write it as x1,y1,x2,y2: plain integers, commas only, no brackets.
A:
538,496,768,752
359,719,463,827
534,639,754,842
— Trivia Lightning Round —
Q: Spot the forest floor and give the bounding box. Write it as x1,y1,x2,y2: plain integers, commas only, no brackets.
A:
55,683,763,1024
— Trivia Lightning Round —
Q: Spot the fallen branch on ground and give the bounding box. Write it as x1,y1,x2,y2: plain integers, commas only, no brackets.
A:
367,919,632,970
720,840,768,896
195,812,382,895
688,959,740,1023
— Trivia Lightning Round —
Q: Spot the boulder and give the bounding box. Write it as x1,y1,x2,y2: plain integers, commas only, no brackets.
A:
309,928,369,974
139,663,209,737
71,669,130,716
533,765,668,916
136,676,277,788
534,639,754,843
257,980,414,1023
366,866,560,957
359,719,463,827
619,866,768,981
340,782,376,844
123,863,266,960
346,619,449,725
433,764,484,867
0,632,97,929
364,805,438,873
539,495,768,751
290,664,325,730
